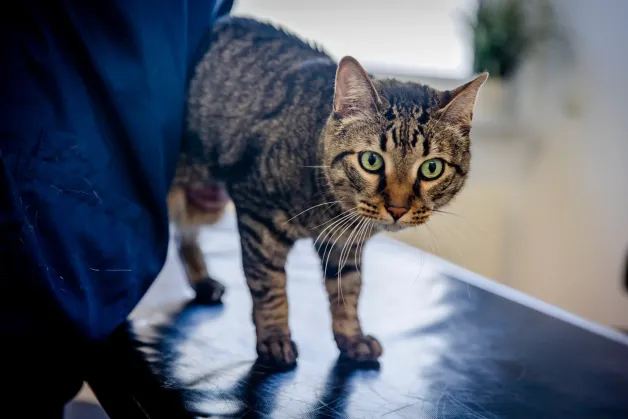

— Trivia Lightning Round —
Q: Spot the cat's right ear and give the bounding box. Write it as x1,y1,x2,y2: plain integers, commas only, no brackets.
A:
333,56,381,119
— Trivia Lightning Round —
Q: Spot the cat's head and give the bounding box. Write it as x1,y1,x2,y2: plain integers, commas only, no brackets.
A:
322,56,487,232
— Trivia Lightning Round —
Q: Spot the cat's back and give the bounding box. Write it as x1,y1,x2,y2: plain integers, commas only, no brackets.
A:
188,16,335,112
208,16,329,59
187,17,337,153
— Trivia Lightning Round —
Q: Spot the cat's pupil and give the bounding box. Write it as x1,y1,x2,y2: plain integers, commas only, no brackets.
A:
368,154,377,165
428,161,436,173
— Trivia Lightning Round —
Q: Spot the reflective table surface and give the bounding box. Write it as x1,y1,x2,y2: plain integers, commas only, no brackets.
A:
128,213,628,419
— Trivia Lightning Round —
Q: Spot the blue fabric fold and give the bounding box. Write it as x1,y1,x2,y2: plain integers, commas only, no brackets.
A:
0,0,233,343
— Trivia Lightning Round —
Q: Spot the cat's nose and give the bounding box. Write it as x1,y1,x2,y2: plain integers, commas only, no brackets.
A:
386,206,409,221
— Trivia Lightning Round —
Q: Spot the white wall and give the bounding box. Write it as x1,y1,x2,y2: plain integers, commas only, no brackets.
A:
232,0,474,78
504,0,628,328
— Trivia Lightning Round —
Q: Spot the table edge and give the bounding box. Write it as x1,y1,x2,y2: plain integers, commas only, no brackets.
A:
376,234,628,347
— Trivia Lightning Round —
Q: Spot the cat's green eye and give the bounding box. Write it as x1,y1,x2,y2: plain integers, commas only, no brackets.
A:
359,151,384,173
419,158,444,180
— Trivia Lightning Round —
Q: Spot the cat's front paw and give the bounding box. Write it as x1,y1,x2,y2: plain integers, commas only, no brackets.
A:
336,334,383,362
256,335,299,370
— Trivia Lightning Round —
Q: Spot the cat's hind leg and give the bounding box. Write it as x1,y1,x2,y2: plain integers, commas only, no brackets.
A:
168,185,226,305
178,228,225,305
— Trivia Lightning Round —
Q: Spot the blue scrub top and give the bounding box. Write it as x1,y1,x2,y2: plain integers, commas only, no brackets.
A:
0,0,233,342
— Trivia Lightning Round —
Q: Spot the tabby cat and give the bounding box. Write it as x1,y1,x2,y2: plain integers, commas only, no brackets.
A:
167,17,487,368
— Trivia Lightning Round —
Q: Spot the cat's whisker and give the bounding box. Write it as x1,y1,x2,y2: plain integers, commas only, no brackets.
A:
320,212,359,258
324,215,361,308
353,224,364,276
321,203,341,218
431,216,479,273
425,222,441,256
336,216,363,308
434,216,471,243
412,220,465,284
301,165,330,169
353,217,370,261
337,217,366,307
338,216,366,293
317,213,360,271
313,210,357,249
353,218,372,275
353,219,371,275
432,209,498,243
349,217,368,271
314,209,355,236
432,209,456,216
363,221,375,267
413,245,428,284
311,206,356,231
356,220,374,274
339,216,365,272
434,220,468,263
283,201,343,225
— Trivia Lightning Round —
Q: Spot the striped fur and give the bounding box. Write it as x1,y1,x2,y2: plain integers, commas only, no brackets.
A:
169,17,486,368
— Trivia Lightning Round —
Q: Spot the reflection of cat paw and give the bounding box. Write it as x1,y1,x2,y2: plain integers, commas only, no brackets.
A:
193,277,225,305
257,336,299,370
336,334,383,362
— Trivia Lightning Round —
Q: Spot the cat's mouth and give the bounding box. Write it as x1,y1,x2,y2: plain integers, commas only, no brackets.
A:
186,185,229,213
384,223,406,232
379,214,431,232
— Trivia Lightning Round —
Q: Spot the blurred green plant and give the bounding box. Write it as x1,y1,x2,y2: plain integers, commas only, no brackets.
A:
467,0,557,80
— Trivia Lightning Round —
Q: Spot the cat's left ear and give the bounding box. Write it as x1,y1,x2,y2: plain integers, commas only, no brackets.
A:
333,56,381,119
437,72,489,125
